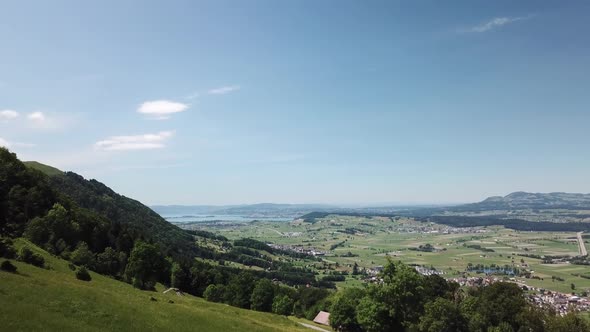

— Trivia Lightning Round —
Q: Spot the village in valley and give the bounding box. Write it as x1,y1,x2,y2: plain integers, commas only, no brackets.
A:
195,214,590,316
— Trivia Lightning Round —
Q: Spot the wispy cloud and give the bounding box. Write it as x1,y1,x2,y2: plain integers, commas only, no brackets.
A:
207,85,240,95
24,111,76,131
466,16,532,33
185,92,200,100
94,131,175,151
27,111,45,122
137,100,188,120
105,163,188,172
245,154,306,164
0,137,10,147
0,109,19,120
1,109,71,130
0,137,35,148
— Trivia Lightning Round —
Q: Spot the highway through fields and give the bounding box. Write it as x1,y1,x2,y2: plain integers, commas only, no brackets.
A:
577,232,587,256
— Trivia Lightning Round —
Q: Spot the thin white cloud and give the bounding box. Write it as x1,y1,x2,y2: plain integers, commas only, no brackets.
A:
24,111,74,130
0,109,18,120
0,137,35,148
13,142,36,148
106,163,188,172
185,92,200,100
207,85,240,95
94,131,175,151
27,111,45,122
246,154,306,164
0,137,10,147
137,100,188,120
467,16,531,33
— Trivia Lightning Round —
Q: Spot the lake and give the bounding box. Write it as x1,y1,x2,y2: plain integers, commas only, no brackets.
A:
162,214,293,223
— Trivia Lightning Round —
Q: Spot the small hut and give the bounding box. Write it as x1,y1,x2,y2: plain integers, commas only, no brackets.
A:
312,311,330,326
163,287,184,296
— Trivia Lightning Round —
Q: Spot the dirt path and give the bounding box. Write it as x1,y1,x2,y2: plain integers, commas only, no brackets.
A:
298,322,331,332
264,228,283,236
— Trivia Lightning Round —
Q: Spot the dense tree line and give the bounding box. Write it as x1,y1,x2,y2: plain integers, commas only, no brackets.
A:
233,237,316,260
299,210,590,233
184,229,228,242
234,238,274,252
167,258,330,319
424,216,590,232
47,170,197,259
0,149,56,236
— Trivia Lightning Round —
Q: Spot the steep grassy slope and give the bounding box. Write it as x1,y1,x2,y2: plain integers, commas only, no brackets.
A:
23,161,63,176
0,239,306,332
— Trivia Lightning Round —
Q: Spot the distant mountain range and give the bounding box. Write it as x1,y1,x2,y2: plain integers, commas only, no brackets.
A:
455,192,590,211
151,191,590,218
153,192,590,219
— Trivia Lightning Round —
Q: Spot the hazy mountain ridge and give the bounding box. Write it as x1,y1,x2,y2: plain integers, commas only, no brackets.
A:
153,192,590,220
151,203,338,217
464,192,590,210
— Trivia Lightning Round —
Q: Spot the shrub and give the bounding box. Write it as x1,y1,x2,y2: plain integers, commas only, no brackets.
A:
0,239,16,259
132,277,143,289
272,295,294,316
17,247,45,268
75,266,92,281
204,284,225,303
143,280,156,291
0,260,17,273
70,242,96,268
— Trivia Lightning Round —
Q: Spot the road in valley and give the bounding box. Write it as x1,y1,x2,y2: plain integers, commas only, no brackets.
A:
577,232,587,256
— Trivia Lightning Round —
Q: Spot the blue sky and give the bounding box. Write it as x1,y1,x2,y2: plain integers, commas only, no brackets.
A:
1,1,589,205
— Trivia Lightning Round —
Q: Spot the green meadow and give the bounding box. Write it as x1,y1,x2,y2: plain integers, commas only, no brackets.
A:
0,239,310,332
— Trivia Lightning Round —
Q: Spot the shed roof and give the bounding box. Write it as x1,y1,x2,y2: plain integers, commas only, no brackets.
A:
312,311,330,326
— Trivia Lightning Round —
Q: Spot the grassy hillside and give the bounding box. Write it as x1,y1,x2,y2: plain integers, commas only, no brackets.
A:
23,161,63,176
0,239,307,332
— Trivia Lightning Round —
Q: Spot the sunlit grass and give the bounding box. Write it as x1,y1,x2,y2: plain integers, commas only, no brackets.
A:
0,239,307,332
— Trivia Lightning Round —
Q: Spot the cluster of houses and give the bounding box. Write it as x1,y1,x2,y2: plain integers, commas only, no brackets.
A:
363,265,444,284
528,291,590,315
267,243,328,256
393,223,489,235
449,275,507,288
414,266,444,276
448,276,590,315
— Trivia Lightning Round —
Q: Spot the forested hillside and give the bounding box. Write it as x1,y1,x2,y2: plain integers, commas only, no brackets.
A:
47,171,196,259
0,147,330,320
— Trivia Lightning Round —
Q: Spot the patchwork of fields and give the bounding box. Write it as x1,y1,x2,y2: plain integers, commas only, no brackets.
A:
200,216,590,294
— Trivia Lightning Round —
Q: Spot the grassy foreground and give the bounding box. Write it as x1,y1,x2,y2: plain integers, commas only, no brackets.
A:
0,239,308,332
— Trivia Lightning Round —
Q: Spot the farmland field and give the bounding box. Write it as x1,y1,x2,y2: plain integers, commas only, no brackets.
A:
197,216,590,294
